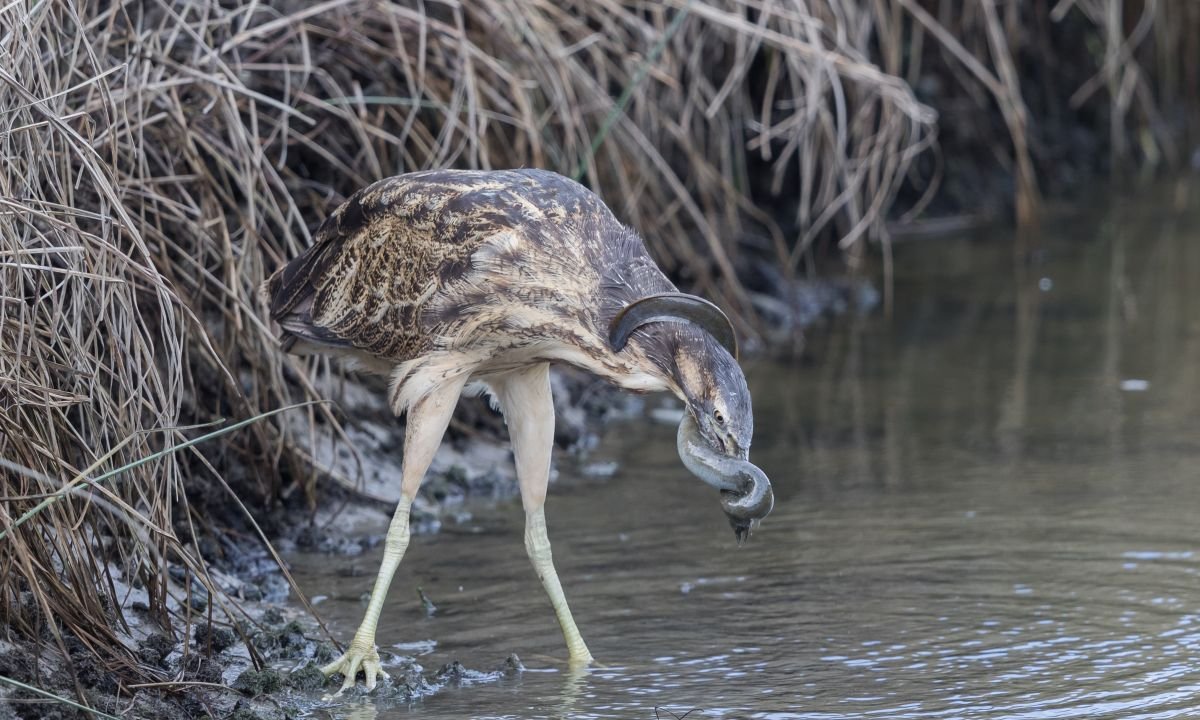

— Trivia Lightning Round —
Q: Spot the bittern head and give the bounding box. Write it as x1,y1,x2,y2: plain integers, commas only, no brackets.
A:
609,293,774,542
672,341,774,544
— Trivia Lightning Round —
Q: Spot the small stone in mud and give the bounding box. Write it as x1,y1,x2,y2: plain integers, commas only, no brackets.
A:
194,622,237,653
233,668,283,696
313,641,337,664
73,651,118,693
239,585,264,601
137,634,175,667
0,650,36,683
251,618,314,661
435,660,501,686
277,621,308,653
500,653,525,674
436,660,467,683
366,660,437,701
181,654,223,684
285,663,326,691
294,522,377,555
227,706,270,720
261,607,285,625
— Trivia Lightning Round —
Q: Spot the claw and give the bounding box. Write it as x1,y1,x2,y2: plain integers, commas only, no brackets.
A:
321,643,389,695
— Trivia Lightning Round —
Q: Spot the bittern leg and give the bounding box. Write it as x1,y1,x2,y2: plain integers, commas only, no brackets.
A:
321,376,466,693
494,363,594,666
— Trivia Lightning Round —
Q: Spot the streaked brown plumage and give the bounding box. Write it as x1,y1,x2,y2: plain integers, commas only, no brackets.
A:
267,169,676,406
263,168,771,692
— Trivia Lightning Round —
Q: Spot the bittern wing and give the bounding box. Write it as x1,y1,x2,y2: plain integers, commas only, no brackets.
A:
264,168,682,368
265,171,518,361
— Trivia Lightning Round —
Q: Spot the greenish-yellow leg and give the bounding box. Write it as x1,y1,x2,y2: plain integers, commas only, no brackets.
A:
320,496,411,692
496,363,594,666
321,374,467,694
525,506,594,665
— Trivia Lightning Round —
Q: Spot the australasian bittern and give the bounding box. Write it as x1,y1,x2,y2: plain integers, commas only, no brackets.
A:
264,169,773,692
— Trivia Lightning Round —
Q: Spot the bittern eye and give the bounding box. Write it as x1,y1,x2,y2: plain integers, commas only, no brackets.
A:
713,409,725,426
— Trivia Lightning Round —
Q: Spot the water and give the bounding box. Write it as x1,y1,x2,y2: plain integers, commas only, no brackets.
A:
289,187,1200,719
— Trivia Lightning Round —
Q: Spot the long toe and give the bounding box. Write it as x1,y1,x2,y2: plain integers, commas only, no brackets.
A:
363,658,390,692
321,646,386,695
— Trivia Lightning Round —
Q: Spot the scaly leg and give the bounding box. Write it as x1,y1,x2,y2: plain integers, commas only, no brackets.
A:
321,375,466,692
525,507,593,664
494,364,594,665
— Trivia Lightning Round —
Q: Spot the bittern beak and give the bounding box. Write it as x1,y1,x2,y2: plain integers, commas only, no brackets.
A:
676,414,774,543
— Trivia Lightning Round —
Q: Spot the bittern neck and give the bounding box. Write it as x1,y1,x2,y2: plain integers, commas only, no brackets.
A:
626,324,728,400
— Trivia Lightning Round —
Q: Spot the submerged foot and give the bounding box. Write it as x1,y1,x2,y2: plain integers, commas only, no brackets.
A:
321,642,389,694
567,643,595,667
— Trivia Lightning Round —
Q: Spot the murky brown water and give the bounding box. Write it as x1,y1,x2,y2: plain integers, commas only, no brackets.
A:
289,186,1200,719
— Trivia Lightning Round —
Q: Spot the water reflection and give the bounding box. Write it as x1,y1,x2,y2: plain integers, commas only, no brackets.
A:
290,186,1200,719
761,189,1200,498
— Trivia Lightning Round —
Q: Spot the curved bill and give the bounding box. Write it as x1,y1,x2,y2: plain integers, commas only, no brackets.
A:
676,414,774,544
609,293,739,359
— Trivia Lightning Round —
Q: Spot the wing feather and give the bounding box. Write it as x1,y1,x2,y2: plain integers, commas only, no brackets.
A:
263,171,523,361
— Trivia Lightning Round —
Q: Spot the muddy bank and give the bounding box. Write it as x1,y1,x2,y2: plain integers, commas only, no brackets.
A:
0,607,523,720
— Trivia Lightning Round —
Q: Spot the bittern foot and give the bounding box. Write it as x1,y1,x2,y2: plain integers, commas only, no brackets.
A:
321,642,389,694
